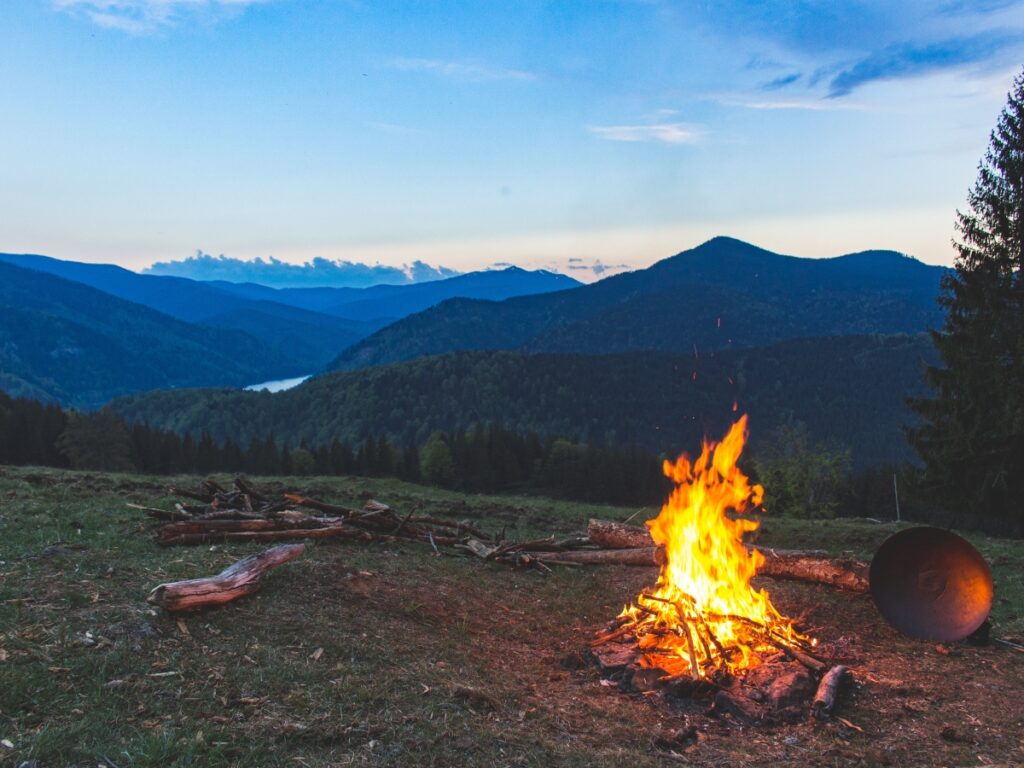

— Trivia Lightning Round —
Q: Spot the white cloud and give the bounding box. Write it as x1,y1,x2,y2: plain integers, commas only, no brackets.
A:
389,58,536,82
588,122,703,144
53,0,267,33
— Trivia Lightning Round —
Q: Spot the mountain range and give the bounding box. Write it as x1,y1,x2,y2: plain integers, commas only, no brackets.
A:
328,237,945,371
0,236,947,465
0,254,579,406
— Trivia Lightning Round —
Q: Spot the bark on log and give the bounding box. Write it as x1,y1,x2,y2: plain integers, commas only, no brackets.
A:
758,550,869,593
147,543,305,611
588,519,654,549
811,665,849,720
586,519,869,592
530,547,662,566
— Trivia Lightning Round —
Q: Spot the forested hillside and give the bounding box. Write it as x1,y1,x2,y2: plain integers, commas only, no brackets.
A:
111,333,936,467
0,262,297,407
329,237,945,371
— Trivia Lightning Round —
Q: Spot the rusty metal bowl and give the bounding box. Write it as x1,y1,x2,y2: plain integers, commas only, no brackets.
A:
870,527,993,642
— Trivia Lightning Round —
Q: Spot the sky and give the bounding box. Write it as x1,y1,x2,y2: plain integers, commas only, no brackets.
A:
1,1,1023,281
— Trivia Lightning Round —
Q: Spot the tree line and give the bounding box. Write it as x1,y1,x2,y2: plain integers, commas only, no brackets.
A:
2,389,968,529
0,392,669,505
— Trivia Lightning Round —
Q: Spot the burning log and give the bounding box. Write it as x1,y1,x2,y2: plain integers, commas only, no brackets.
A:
811,664,850,720
586,519,869,592
147,543,305,611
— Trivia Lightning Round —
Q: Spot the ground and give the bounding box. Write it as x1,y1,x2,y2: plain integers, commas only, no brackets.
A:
0,466,1022,768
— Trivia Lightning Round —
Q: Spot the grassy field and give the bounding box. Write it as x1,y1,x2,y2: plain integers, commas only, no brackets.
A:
1,465,1022,767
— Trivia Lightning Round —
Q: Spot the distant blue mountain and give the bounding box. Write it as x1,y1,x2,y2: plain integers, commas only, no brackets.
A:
206,266,582,322
143,251,459,288
326,267,581,321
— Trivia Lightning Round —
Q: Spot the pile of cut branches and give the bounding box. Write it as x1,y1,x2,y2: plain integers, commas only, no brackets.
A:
131,478,869,589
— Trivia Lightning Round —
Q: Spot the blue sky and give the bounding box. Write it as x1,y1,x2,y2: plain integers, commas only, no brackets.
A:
1,1,1022,279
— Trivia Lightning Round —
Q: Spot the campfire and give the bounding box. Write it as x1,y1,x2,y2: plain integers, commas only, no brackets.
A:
590,416,846,725
610,415,816,680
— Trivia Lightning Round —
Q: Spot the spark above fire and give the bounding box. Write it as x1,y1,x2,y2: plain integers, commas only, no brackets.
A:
614,415,815,680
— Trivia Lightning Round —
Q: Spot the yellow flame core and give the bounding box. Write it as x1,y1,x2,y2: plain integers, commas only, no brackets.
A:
621,416,806,677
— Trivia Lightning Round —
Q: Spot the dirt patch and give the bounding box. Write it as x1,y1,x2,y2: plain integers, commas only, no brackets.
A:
270,550,1024,766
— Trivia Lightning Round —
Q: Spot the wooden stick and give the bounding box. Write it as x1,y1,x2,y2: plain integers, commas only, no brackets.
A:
126,503,192,521
811,665,849,720
284,494,358,517
680,620,700,680
147,544,305,611
157,526,368,547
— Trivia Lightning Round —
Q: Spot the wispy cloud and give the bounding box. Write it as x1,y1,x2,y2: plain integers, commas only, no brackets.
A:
389,57,536,82
53,0,267,33
760,72,801,90
827,31,1024,96
589,122,703,144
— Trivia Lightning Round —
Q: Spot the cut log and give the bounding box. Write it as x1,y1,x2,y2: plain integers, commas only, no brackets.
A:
757,550,869,593
587,519,653,549
811,664,849,720
147,543,305,611
586,519,869,592
530,547,661,566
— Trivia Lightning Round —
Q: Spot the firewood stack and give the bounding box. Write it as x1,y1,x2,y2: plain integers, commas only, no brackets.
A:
131,478,870,588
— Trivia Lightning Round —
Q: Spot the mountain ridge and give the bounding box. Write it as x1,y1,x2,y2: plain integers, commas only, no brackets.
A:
0,261,298,408
327,237,946,371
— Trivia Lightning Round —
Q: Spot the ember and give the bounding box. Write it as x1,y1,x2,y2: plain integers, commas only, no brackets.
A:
609,416,817,680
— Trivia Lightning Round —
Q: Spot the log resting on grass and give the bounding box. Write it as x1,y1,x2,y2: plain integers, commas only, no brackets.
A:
147,543,306,611
586,519,869,592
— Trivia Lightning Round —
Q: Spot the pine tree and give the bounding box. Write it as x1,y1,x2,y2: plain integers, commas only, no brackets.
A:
909,70,1024,534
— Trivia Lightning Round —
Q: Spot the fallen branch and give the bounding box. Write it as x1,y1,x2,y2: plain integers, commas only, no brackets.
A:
147,543,306,611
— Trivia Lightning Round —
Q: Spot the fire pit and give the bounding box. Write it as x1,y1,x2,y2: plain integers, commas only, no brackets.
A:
589,416,847,724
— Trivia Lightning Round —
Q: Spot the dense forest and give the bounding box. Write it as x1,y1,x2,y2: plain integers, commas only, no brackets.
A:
111,334,938,468
1,389,939,524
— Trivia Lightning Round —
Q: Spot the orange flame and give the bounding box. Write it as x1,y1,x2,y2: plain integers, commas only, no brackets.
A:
619,415,807,678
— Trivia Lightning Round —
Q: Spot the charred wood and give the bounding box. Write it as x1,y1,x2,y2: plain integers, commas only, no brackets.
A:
811,664,849,720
